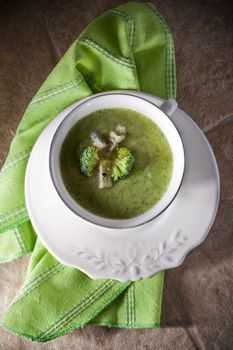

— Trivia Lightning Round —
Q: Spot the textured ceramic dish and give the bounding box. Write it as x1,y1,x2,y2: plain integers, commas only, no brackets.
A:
25,92,220,281
49,94,184,229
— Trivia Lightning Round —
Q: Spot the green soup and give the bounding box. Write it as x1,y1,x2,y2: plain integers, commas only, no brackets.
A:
60,108,173,219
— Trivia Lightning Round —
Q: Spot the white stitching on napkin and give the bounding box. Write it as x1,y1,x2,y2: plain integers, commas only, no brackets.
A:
29,78,83,106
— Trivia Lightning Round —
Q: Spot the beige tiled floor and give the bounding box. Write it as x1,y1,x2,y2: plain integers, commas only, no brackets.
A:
0,1,233,349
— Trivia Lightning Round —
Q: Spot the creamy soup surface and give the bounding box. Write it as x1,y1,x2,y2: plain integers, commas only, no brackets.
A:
60,108,173,219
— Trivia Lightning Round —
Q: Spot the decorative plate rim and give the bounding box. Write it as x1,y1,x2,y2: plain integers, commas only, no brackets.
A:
25,91,220,281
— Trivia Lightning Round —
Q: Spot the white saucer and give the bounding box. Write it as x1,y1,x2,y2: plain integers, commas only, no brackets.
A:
25,92,220,281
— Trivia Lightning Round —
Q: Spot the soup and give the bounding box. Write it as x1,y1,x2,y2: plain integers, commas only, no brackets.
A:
60,108,173,219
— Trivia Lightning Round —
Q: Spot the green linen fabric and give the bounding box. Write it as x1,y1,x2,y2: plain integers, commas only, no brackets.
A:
0,2,176,342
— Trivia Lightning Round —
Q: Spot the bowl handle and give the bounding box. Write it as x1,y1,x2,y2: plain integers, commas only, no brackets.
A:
160,99,178,117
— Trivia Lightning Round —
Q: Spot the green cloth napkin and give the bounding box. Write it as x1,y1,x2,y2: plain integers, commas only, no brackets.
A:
0,2,176,342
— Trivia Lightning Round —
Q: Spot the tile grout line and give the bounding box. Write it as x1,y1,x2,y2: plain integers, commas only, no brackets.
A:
164,278,206,350
203,114,233,134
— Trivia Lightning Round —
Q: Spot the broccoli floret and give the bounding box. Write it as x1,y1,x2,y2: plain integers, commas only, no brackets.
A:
78,126,134,187
115,124,126,135
98,160,112,189
111,147,134,181
79,146,99,177
90,132,107,149
109,131,125,151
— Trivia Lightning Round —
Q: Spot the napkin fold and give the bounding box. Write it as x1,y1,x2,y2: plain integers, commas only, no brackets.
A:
0,2,176,342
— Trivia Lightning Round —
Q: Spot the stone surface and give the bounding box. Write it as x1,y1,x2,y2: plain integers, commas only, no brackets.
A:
159,0,233,131
0,0,56,168
0,0,232,349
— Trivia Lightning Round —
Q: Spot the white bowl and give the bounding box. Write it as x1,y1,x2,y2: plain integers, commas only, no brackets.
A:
49,93,185,229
